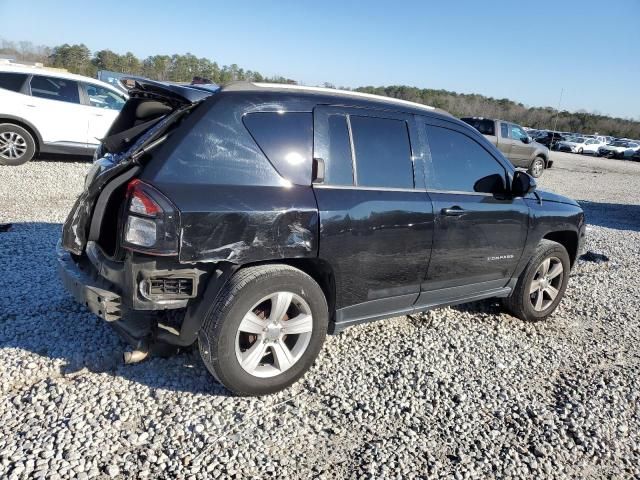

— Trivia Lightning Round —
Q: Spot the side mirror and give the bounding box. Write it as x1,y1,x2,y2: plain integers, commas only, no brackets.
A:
511,170,536,197
474,173,507,195
521,136,531,144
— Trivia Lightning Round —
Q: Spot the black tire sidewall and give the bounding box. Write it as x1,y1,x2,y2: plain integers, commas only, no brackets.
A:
0,124,36,166
518,244,570,321
202,269,328,395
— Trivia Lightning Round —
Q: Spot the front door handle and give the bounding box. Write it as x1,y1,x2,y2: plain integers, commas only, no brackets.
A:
441,206,466,216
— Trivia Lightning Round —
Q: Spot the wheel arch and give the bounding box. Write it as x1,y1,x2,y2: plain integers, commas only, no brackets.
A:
159,257,337,347
235,258,337,326
543,230,579,267
0,115,43,152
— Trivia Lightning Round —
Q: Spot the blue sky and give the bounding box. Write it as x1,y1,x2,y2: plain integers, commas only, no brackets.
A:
1,0,638,119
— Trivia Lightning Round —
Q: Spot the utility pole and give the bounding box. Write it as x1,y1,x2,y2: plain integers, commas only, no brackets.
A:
552,88,563,133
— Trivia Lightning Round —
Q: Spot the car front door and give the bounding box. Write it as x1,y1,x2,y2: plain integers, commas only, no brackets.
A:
27,75,89,147
82,82,126,146
416,118,529,304
509,123,532,167
312,106,434,327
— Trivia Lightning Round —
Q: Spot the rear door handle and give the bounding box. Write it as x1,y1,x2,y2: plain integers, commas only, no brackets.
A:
441,207,466,216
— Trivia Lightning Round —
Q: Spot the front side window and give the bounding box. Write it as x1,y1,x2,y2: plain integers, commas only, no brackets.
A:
349,115,413,189
30,75,80,104
510,124,528,141
0,72,28,92
424,124,506,193
243,112,313,185
85,83,126,111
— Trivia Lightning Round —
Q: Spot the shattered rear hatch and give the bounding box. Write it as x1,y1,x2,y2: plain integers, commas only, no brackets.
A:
61,77,218,255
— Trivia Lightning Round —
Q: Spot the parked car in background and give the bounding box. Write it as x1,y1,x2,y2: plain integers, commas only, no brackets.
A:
592,135,612,144
460,117,551,177
0,65,127,165
597,140,640,159
581,138,605,155
58,79,585,395
535,131,566,150
556,136,590,154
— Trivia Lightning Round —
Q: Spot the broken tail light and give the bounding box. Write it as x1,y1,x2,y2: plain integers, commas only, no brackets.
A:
123,179,179,255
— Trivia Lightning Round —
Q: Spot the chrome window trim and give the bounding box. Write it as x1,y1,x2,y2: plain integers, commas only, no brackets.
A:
427,189,495,197
313,185,497,197
313,184,422,193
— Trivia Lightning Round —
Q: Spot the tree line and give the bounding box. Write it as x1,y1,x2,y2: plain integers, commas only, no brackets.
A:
2,39,638,138
355,86,640,139
0,39,295,85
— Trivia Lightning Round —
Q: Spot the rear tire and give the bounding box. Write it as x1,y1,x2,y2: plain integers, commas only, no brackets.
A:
503,240,570,322
0,123,36,166
198,264,328,396
578,148,583,154
528,156,545,178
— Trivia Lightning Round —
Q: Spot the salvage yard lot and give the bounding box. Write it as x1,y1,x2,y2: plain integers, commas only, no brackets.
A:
1,152,639,478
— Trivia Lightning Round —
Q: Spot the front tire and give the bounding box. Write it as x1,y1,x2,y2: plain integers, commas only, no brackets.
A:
528,156,545,178
199,265,328,396
0,123,36,166
503,240,570,322
578,148,583,154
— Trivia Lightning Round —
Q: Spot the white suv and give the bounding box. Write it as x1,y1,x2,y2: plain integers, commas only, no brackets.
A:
0,65,127,165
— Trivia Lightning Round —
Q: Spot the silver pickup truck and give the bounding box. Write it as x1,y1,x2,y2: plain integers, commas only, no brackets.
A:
461,117,551,177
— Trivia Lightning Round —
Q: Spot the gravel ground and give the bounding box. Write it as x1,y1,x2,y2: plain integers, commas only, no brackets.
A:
1,152,639,479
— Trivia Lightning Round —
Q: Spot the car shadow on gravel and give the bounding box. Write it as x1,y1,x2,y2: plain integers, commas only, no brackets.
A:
0,222,231,396
578,200,640,232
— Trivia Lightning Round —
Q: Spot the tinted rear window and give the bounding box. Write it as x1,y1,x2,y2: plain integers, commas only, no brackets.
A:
325,113,354,185
243,112,313,185
0,72,28,92
30,75,80,104
461,118,496,136
349,115,413,189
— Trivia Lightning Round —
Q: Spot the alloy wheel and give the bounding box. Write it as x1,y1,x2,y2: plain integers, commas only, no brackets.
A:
0,131,27,160
529,257,564,311
531,159,544,177
235,291,313,378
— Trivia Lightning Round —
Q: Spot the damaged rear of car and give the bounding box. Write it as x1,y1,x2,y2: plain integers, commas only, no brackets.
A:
58,78,320,376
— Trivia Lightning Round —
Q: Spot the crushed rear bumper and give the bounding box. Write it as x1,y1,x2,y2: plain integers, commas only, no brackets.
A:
57,241,122,322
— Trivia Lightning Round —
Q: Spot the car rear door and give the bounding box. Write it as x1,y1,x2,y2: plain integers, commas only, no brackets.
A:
27,74,89,147
82,82,127,146
312,106,434,326
416,118,529,303
497,121,514,159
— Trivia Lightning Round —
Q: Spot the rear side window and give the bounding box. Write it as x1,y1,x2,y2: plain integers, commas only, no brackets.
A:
424,125,506,193
349,116,413,189
462,118,495,136
30,75,80,104
243,112,313,185
500,123,510,138
0,72,28,92
324,114,353,185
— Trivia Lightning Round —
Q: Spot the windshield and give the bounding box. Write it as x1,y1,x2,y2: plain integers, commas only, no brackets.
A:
611,141,627,147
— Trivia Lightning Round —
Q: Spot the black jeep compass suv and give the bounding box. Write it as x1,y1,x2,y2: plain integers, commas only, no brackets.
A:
58,79,586,395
